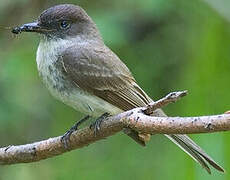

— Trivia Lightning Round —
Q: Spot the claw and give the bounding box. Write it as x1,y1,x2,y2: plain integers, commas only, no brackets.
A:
90,112,110,136
61,115,90,149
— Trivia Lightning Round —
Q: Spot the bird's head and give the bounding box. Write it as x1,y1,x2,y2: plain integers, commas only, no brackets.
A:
12,4,100,40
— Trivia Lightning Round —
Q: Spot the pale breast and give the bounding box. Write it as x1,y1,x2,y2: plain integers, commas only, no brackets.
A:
36,38,122,116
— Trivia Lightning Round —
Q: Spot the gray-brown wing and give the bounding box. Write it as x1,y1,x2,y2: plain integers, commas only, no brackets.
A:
61,44,152,111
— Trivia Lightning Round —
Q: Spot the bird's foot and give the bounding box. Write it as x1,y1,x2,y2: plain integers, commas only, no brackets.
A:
61,115,90,149
90,112,110,136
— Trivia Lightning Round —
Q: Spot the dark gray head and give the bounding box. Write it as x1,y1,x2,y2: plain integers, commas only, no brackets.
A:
12,4,101,40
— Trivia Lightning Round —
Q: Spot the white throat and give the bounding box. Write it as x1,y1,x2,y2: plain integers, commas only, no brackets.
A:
36,37,74,68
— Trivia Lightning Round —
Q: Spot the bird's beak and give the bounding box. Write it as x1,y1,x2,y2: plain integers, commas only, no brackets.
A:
11,21,50,34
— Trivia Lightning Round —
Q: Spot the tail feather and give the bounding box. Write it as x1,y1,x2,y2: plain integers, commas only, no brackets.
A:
120,83,224,173
165,134,225,173
153,109,224,173
124,108,225,173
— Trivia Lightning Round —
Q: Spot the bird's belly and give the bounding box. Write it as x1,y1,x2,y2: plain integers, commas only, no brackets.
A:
61,89,123,116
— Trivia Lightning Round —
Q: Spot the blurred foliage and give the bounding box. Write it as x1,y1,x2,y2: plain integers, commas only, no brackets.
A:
0,0,230,179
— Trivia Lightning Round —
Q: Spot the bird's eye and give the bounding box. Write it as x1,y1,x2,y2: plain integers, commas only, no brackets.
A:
60,20,71,29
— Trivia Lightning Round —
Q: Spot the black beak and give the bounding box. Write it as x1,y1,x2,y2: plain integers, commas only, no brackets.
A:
12,22,47,34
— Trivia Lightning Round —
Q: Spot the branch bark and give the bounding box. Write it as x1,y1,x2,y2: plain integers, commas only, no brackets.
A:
0,91,230,165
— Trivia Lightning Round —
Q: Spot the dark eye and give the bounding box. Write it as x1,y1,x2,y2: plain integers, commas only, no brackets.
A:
60,20,71,29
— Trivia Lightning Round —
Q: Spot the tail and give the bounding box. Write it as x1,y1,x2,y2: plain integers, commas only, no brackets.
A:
122,83,224,173
125,111,224,173
165,134,224,174
128,105,224,173
126,118,224,173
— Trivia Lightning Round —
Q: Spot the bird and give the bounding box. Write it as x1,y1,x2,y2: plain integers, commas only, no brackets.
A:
12,4,224,174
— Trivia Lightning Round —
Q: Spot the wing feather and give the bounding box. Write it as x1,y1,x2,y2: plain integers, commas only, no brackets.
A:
62,44,151,111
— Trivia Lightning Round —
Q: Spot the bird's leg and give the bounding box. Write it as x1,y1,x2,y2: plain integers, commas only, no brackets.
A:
90,112,110,136
61,115,91,149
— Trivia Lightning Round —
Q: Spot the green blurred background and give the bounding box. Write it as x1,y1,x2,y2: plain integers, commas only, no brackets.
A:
0,0,230,179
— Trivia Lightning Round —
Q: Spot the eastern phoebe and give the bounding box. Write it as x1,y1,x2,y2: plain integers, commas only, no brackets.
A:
12,4,224,173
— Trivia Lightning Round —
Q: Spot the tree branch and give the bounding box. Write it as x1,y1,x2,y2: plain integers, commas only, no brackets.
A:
0,91,230,165
143,90,188,114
